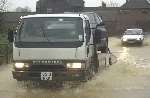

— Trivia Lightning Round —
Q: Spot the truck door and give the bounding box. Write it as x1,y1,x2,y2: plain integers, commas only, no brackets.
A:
85,20,95,59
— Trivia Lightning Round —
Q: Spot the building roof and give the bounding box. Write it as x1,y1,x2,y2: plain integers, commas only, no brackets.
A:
67,0,84,6
37,0,84,6
121,0,150,9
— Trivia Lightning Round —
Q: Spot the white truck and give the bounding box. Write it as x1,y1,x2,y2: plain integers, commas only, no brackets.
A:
121,28,144,45
8,14,111,82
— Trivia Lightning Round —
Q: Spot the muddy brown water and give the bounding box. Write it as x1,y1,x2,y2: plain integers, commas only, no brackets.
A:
1,37,150,98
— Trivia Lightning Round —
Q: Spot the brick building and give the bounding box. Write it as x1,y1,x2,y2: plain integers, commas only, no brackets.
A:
122,0,150,9
3,0,150,36
118,0,150,33
36,0,84,13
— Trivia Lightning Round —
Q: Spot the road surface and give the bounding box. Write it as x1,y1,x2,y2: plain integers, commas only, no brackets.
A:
1,37,150,98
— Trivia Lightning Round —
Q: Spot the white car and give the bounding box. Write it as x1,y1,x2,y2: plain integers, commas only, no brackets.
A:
121,28,144,45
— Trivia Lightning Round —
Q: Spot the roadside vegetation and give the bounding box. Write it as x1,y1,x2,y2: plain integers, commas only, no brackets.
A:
0,0,7,42
0,0,11,64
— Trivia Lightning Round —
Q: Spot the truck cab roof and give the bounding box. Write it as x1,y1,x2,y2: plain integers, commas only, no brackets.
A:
124,28,144,35
21,14,89,20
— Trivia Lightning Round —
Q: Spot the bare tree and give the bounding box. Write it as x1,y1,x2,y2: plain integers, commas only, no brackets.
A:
15,6,31,12
0,0,7,32
0,0,7,12
0,0,7,21
99,0,121,7
102,1,107,8
0,0,7,43
108,0,119,7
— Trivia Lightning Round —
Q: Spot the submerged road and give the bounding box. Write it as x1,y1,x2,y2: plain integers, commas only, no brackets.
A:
1,37,150,98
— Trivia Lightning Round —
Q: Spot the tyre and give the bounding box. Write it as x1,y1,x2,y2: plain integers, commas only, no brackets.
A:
101,47,108,53
109,58,112,65
101,40,108,53
122,42,126,46
138,41,143,45
94,46,99,72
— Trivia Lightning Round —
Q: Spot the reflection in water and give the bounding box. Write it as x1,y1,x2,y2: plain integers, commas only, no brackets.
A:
118,47,129,61
135,57,150,68
112,37,150,68
117,46,138,67
1,37,150,98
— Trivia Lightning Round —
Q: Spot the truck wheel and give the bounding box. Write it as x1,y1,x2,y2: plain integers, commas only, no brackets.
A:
94,52,99,73
101,40,108,53
109,58,112,65
139,41,143,45
122,42,126,46
101,47,108,53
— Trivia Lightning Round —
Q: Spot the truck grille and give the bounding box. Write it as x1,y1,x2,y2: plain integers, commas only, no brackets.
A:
128,39,136,41
29,64,66,71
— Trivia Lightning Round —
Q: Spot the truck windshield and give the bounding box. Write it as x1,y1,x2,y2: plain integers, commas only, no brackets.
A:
17,17,84,42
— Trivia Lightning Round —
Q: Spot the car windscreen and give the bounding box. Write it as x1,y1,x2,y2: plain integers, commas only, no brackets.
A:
125,29,143,35
16,17,84,42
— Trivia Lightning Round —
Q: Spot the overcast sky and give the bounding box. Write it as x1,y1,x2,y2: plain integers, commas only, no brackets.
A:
7,0,126,11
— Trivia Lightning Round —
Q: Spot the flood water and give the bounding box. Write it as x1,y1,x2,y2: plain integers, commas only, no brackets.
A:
1,36,150,98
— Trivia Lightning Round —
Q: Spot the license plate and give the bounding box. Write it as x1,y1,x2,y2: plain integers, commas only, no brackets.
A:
41,72,52,81
128,41,135,43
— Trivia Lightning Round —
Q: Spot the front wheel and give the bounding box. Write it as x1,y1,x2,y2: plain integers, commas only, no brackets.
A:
121,42,126,46
109,58,112,65
138,41,143,45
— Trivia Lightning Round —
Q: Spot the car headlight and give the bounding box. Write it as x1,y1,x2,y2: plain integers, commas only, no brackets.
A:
67,63,85,69
14,63,29,69
137,38,142,40
122,38,127,41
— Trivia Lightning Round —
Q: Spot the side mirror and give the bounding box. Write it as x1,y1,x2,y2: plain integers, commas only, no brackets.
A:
8,30,14,42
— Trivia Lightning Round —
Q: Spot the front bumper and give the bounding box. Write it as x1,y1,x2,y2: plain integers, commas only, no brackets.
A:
122,39,143,44
12,70,88,81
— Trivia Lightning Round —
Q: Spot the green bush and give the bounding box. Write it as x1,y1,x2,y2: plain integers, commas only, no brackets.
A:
0,30,10,64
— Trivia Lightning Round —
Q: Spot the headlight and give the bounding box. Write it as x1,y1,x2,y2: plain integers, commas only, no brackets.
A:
122,38,127,41
14,63,29,69
137,38,142,40
137,38,140,40
67,63,85,69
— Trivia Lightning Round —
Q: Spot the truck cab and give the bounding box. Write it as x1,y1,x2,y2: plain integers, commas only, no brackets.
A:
8,14,107,82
